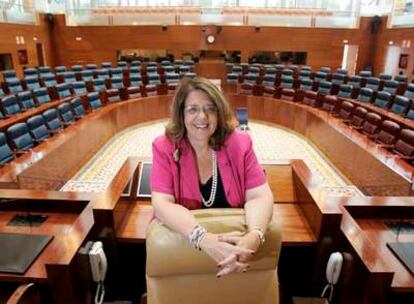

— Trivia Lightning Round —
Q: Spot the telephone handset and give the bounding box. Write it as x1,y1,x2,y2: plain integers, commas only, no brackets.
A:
89,241,107,304
321,252,343,303
89,241,107,282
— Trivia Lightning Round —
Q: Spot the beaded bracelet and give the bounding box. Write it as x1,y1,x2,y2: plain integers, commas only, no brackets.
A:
188,224,207,250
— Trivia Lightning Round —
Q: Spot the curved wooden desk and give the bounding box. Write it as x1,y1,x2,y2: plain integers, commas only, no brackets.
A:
0,93,411,197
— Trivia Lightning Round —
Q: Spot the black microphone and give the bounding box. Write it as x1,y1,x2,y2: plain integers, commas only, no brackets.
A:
173,148,181,163
174,145,181,204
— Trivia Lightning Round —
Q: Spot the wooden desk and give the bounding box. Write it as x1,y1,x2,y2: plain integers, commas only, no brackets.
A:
0,190,95,304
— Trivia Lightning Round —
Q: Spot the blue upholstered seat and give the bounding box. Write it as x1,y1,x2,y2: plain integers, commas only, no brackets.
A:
6,79,23,93
101,62,112,69
24,76,41,90
86,63,98,70
110,68,123,79
404,84,414,100
58,102,75,124
379,73,392,81
1,95,22,116
27,115,50,142
72,81,88,95
38,66,52,77
243,73,258,85
41,74,57,87
129,67,141,78
71,65,83,72
299,79,313,91
0,132,14,165
262,74,276,86
110,77,124,89
87,92,103,110
17,91,36,110
130,75,143,87
148,74,161,85
373,91,391,109
337,84,353,98
318,81,332,95
96,69,110,80
7,122,34,151
390,95,410,115
92,79,107,92
54,66,67,74
357,88,374,103
80,70,94,81
70,97,86,118
33,87,51,105
331,73,346,85
165,72,179,84
280,76,294,89
56,83,73,99
299,70,311,79
226,73,239,84
314,71,327,83
42,108,62,133
348,76,362,89
62,72,77,84
23,68,38,78
365,77,380,91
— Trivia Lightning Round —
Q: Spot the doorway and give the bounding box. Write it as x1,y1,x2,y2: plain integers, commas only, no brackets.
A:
341,44,358,75
384,45,401,76
36,43,45,66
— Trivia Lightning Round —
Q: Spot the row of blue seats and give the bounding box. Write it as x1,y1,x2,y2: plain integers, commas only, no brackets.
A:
0,69,193,96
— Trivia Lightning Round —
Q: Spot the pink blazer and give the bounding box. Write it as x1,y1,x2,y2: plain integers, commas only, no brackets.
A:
150,131,266,209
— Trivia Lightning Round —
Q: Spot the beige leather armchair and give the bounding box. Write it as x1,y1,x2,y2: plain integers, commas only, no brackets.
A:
146,208,282,304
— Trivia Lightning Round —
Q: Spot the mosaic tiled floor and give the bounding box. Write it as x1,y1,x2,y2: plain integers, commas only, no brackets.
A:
60,120,362,197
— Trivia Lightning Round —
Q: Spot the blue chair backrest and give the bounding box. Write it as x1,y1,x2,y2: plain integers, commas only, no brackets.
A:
38,66,51,76
394,75,407,83
72,81,87,95
102,62,112,69
147,61,157,67
244,73,257,85
357,88,373,103
93,79,106,92
131,60,141,67
24,68,38,77
314,71,327,82
54,66,67,74
86,63,97,70
390,95,410,114
129,67,141,77
87,92,103,110
110,78,124,89
249,66,260,74
25,76,41,90
281,69,293,77
359,70,372,78
236,107,248,126
110,68,123,78
56,83,72,99
280,76,294,89
97,69,110,80
300,79,313,90
6,79,23,93
319,67,331,73
262,74,276,85
7,122,34,151
3,70,18,81
1,95,22,116
42,108,62,132
148,74,161,85
404,84,414,99
63,72,77,84
299,70,311,79
232,66,243,74
373,91,391,108
58,102,75,123
34,87,51,105
379,73,392,81
27,115,50,141
0,87,4,98
130,75,143,87
41,74,57,87
80,70,94,81
338,84,353,98
318,81,332,94
348,76,362,88
17,91,36,110
336,68,348,75
0,132,14,164
166,73,179,83
72,65,83,72
366,77,380,90
332,73,345,85
383,80,398,94
118,61,127,68
264,67,276,75
70,97,86,117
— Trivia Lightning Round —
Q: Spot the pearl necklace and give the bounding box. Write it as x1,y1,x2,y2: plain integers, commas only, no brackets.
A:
201,150,217,207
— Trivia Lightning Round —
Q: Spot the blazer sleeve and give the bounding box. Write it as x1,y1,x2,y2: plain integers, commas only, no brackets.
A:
150,138,175,195
244,134,267,190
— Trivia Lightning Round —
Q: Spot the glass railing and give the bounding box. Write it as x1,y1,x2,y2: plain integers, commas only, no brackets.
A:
0,3,36,24
66,7,359,28
390,8,414,28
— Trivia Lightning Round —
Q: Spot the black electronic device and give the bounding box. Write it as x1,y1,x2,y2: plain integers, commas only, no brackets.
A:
136,162,152,198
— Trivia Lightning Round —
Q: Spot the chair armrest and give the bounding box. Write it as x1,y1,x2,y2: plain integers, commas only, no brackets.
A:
6,283,35,304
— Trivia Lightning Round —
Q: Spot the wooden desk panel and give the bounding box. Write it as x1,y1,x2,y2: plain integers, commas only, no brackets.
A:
115,202,316,245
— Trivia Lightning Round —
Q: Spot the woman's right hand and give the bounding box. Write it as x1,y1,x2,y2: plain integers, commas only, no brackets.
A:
199,232,253,277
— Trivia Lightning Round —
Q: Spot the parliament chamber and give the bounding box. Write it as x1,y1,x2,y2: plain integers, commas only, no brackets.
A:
0,1,414,303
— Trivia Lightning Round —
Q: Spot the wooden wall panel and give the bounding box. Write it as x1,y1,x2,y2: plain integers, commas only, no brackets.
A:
0,14,54,78
45,15,377,72
373,16,414,79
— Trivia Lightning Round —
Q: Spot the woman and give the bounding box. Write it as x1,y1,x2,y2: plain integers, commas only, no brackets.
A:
151,77,274,277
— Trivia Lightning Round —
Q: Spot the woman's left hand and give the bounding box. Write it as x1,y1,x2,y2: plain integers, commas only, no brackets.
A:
217,231,261,264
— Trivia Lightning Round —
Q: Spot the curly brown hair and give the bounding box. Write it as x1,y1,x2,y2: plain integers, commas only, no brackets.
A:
165,77,234,148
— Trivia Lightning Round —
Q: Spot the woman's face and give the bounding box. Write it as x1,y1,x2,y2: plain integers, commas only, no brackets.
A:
183,89,218,143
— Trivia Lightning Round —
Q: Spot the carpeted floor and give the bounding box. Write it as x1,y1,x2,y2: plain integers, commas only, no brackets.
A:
60,120,362,197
